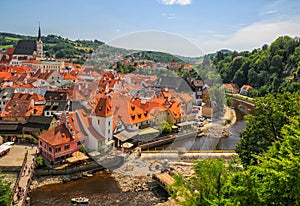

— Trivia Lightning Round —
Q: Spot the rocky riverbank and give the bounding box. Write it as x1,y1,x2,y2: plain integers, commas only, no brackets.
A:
30,173,83,190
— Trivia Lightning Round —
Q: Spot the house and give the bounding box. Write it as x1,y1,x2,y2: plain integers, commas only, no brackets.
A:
1,93,45,121
0,121,24,142
43,90,69,117
22,60,65,72
38,123,79,165
240,85,253,96
43,100,69,117
166,97,187,125
223,83,239,94
193,79,204,105
91,95,113,146
155,76,192,92
23,115,56,139
75,108,106,153
168,62,182,70
44,90,68,101
201,103,213,118
0,89,14,113
0,48,14,64
33,69,64,84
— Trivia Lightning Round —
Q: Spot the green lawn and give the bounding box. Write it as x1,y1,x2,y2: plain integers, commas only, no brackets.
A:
0,45,14,49
5,36,19,41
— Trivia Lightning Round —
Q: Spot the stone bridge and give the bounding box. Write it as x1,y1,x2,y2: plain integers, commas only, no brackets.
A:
227,93,255,115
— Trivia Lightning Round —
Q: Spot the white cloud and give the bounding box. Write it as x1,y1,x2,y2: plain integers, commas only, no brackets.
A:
189,18,300,53
159,0,192,6
265,10,279,15
222,18,300,51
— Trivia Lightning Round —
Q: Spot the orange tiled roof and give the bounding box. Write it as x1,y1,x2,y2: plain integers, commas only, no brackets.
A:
22,59,41,63
112,95,150,126
6,48,15,55
39,123,73,146
95,96,112,117
241,85,253,90
0,72,12,81
168,97,186,119
10,66,33,74
1,99,31,117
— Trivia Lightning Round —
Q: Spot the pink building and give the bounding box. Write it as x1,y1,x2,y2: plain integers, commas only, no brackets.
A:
38,123,79,164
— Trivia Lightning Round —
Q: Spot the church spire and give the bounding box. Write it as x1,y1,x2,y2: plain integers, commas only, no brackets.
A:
37,22,41,41
36,22,43,58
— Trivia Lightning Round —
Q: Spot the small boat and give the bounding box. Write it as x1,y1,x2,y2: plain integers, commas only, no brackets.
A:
82,171,93,177
71,197,89,204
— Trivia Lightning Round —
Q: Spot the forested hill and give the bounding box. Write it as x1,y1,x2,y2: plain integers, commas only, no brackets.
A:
127,51,185,63
0,32,104,61
211,36,300,96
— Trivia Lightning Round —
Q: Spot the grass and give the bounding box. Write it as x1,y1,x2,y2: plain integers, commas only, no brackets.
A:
5,36,19,41
0,45,14,49
44,43,56,47
228,93,254,102
75,46,93,51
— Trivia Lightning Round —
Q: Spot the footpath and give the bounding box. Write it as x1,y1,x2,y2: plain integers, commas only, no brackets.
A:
11,146,37,206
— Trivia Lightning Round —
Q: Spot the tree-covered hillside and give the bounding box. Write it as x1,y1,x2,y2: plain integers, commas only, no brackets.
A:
128,51,185,63
0,32,104,62
211,36,300,96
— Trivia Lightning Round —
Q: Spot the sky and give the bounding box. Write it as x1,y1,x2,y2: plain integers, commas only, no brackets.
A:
1,0,300,56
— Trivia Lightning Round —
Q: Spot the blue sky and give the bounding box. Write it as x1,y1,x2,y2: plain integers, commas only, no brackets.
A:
1,0,300,56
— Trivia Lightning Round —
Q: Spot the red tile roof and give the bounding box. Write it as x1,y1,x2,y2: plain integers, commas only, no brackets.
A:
39,123,73,146
95,96,112,117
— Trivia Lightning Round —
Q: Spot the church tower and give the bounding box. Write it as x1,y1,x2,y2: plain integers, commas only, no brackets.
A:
36,24,43,59
92,95,113,145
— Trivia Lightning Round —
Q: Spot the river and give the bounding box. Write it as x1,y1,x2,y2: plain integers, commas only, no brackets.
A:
30,110,246,206
153,109,246,151
30,171,166,206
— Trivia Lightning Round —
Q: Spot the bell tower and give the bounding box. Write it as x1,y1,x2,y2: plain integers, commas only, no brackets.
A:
36,23,43,59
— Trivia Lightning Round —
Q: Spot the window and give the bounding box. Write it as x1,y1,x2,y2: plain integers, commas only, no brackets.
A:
108,129,110,134
55,147,61,153
108,121,110,126
40,141,43,146
64,145,70,150
49,147,52,152
98,120,100,125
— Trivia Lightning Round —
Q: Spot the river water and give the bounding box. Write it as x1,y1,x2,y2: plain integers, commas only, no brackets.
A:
30,110,246,206
154,109,246,151
30,171,165,206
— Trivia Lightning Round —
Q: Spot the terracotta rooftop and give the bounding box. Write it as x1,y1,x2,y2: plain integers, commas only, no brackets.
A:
39,123,73,146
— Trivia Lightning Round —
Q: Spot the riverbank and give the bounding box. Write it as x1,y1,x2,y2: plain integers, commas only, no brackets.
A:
199,106,236,139
29,161,194,205
30,170,170,206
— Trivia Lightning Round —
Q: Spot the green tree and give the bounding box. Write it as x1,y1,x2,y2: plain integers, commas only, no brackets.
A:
170,158,234,206
159,121,172,134
36,156,44,168
236,92,300,166
224,116,300,206
0,171,12,206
